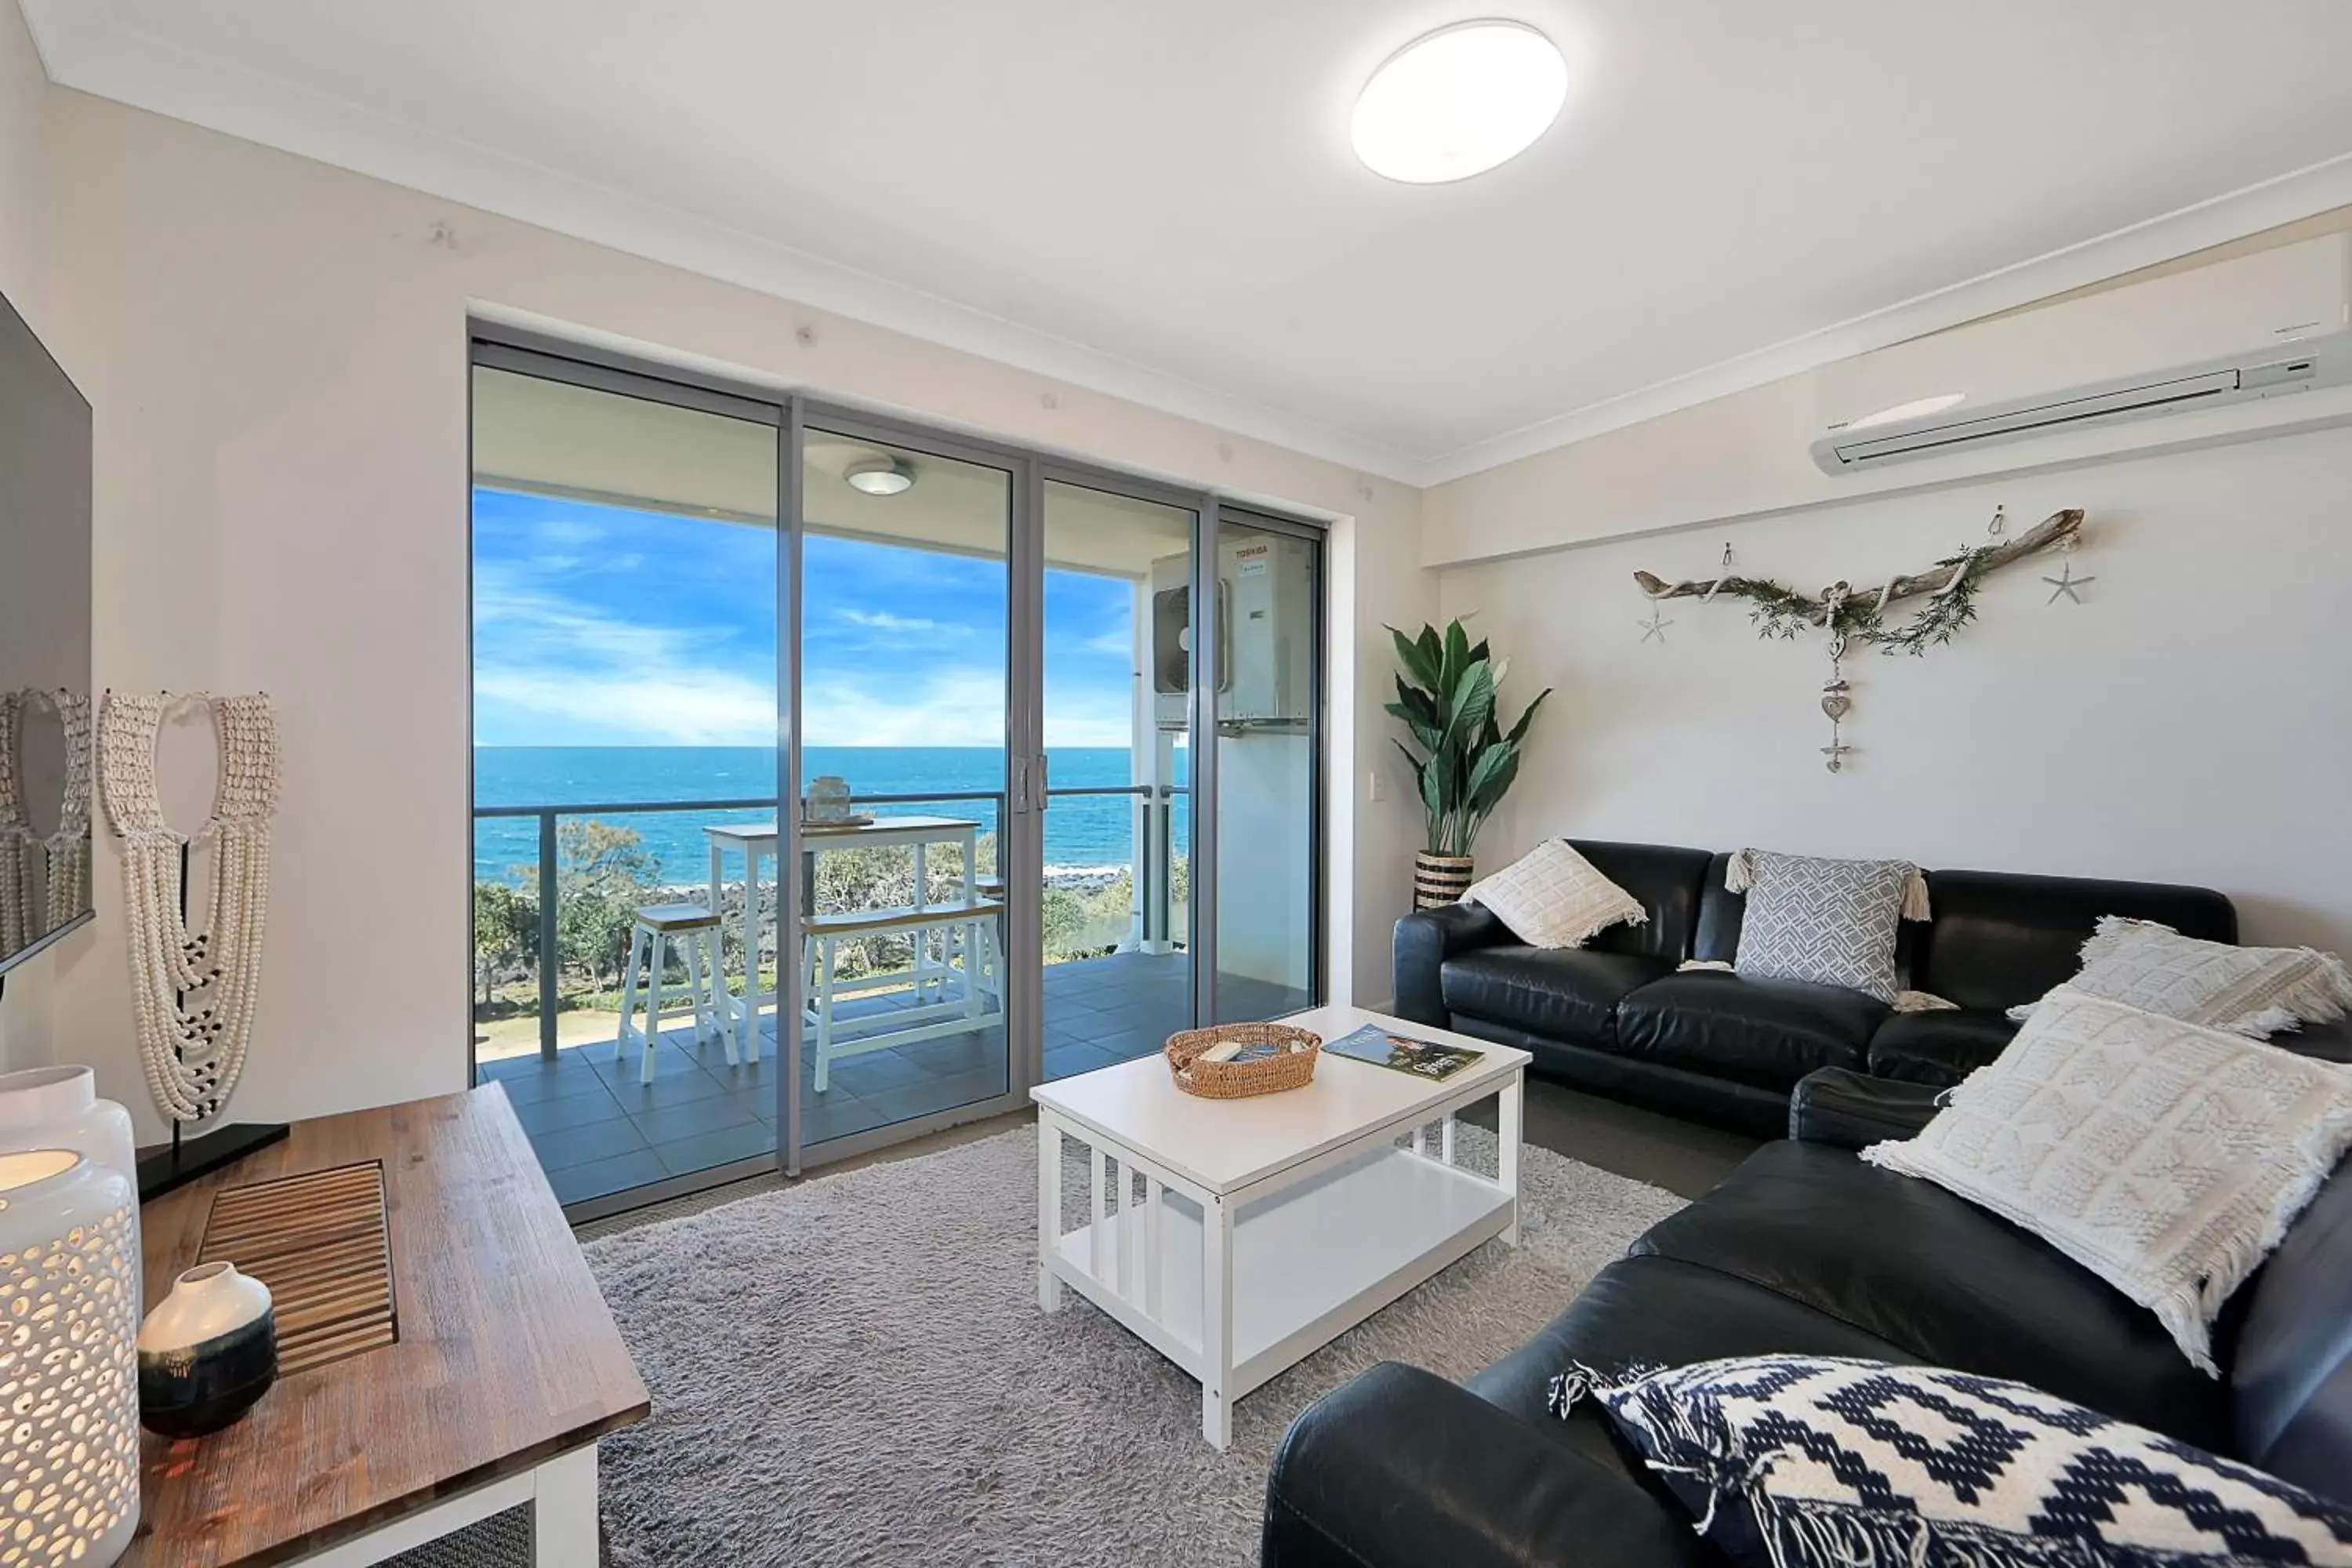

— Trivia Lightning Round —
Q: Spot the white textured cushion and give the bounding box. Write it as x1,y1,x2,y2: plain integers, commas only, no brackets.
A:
2010,916,2352,1038
1462,840,1646,949
1865,987,2352,1374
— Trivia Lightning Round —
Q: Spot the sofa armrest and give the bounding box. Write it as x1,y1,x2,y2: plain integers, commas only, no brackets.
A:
1788,1067,1944,1149
1262,1362,1711,1568
1393,903,1511,1027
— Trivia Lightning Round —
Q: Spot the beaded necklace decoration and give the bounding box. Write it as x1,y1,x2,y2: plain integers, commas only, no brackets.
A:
97,692,280,1124
0,690,33,954
0,688,93,951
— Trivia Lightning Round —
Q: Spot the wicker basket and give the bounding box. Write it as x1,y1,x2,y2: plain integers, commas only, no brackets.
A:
1164,1022,1323,1099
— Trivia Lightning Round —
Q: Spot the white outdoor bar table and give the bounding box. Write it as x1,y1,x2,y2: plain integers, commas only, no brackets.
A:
703,815,982,1054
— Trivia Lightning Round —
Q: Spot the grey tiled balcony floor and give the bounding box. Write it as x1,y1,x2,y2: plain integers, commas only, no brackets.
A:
477,949,1305,1208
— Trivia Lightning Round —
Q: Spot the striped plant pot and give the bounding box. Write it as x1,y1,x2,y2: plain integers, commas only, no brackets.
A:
1413,852,1475,910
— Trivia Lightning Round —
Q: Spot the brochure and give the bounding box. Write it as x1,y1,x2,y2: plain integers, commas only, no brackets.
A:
1323,1023,1481,1082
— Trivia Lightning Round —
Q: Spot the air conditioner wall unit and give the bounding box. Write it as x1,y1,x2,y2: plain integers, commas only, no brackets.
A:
1810,233,2352,475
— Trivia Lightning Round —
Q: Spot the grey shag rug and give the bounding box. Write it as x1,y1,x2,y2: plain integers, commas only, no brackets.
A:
583,1122,1682,1568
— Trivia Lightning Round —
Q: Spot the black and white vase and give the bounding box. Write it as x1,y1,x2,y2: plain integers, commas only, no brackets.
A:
136,1261,277,1438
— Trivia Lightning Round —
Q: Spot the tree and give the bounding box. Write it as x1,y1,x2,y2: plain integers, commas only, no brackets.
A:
508,819,660,1000
471,880,535,1011
556,818,659,902
558,888,638,996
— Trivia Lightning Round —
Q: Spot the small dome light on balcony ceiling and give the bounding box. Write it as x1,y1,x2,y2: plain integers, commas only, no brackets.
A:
1351,20,1569,184
844,456,915,496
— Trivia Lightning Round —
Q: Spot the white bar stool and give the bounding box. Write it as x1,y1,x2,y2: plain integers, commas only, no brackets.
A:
616,903,735,1083
964,877,1007,1001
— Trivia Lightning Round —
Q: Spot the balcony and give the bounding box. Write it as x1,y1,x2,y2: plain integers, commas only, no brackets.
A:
472,786,1196,1205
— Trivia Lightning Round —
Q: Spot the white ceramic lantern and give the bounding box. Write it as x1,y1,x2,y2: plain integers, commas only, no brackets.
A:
0,1148,141,1566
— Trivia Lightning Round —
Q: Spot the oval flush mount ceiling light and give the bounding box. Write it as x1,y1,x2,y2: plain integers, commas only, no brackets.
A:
844,456,914,496
1848,392,1967,430
1351,20,1569,183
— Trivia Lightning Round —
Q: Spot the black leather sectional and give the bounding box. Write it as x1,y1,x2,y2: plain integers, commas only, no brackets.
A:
1261,1070,2352,1567
1392,838,2315,1138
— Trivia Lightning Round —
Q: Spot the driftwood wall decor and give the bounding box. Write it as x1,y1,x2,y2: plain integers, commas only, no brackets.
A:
1634,508,2089,771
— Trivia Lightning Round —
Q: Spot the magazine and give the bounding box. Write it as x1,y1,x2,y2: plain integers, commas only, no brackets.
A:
1323,1023,1481,1082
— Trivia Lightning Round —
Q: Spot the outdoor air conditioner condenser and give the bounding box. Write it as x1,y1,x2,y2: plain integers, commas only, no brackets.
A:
1149,539,1310,732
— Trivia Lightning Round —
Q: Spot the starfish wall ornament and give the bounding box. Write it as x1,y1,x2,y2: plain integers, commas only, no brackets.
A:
2042,558,2095,604
1638,604,1673,644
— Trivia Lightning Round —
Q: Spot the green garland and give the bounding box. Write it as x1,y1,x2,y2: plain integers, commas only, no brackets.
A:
1740,546,1987,656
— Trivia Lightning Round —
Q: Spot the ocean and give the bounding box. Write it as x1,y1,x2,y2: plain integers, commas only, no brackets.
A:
471,746,1186,886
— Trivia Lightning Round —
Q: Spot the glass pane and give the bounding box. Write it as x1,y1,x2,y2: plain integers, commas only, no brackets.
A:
796,431,1011,1143
469,364,780,1206
1211,520,1318,1022
1039,481,1196,1080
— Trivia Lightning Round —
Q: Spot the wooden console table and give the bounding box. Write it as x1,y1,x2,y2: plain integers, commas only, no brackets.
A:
123,1085,649,1566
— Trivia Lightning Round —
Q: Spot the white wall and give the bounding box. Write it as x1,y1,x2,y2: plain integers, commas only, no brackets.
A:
1439,426,2352,953
0,0,60,1074
0,0,43,318
15,82,1428,1141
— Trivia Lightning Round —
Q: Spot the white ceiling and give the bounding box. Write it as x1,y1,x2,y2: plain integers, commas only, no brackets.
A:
25,1,2352,485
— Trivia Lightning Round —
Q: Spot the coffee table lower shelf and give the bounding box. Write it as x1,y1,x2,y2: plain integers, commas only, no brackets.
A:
1038,1129,1516,1448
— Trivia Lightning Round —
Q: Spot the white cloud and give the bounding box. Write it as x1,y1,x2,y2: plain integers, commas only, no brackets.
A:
801,670,1139,749
477,565,1143,750
802,668,1008,747
535,518,605,548
477,668,777,746
1082,629,1135,658
837,608,962,637
475,566,776,745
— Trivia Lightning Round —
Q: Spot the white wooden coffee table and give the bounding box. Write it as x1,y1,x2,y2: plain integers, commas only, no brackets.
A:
1030,1004,1529,1448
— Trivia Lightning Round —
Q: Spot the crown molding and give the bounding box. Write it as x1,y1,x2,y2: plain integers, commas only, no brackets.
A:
1415,148,2352,486
19,1,1428,485
24,2,2352,493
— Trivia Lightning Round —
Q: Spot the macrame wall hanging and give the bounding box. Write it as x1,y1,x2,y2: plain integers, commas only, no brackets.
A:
97,692,280,1125
1633,507,2089,773
0,688,93,952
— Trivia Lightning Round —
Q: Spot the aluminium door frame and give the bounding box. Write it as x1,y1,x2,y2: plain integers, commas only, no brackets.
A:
466,323,1331,1189
1209,505,1329,1011
788,403,1041,1173
465,328,791,1214
1033,463,1214,1037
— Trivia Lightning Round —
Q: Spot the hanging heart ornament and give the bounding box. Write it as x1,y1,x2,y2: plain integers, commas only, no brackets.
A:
1821,694,1852,720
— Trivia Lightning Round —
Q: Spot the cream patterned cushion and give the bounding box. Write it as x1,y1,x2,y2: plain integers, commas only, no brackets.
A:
1728,848,1929,1005
1462,840,1646,949
1864,986,2352,1374
2009,916,2352,1038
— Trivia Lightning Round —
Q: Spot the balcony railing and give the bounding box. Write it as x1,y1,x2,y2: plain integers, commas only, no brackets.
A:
472,784,1185,1061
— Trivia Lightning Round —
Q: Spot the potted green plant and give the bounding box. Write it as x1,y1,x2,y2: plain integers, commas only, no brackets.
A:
1385,619,1551,909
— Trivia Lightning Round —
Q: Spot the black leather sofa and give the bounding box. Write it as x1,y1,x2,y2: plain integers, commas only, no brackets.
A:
1261,1069,2352,1568
1394,839,2274,1138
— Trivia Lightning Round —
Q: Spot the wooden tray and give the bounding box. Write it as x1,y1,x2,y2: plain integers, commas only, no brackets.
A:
198,1160,395,1374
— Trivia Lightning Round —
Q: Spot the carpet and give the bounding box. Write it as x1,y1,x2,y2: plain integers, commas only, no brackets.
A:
583,1120,1684,1567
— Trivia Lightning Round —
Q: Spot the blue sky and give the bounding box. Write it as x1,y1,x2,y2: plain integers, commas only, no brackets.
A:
473,488,1140,748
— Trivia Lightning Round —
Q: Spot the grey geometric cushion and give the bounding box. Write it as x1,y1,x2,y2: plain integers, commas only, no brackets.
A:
1733,848,1918,1004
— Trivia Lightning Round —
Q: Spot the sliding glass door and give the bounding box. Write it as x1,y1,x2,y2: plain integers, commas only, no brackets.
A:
470,328,1327,1207
1206,512,1322,1022
468,353,782,1209
1036,479,1198,1080
785,424,1016,1152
